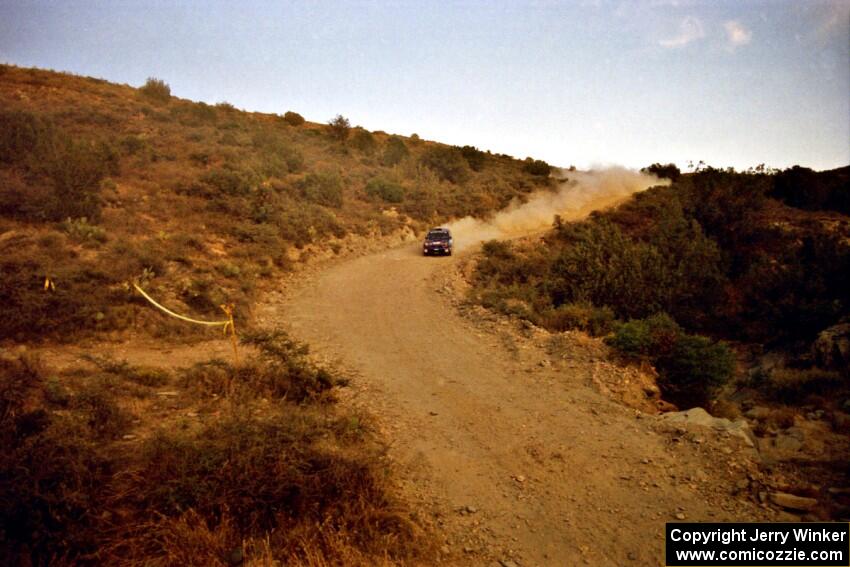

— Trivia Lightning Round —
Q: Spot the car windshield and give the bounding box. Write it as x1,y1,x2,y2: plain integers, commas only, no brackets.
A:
427,232,450,241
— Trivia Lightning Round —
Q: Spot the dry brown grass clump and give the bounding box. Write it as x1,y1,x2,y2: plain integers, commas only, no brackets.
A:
0,333,434,565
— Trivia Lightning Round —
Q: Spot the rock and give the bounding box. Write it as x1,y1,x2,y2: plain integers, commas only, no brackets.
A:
499,560,520,567
121,434,137,440
440,545,450,555
769,492,818,512
745,406,771,420
812,323,850,369
465,505,478,514
674,513,686,520
659,407,756,447
772,434,803,453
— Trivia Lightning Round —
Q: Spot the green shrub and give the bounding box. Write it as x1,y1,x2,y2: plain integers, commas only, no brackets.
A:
606,313,682,359
199,167,257,196
327,114,351,141
139,77,171,103
523,158,551,176
298,171,344,208
655,334,735,408
607,314,733,407
119,134,146,155
350,129,377,155
283,110,305,126
0,109,46,164
420,146,470,184
60,217,108,244
365,177,404,203
251,130,304,175
641,162,681,181
381,136,409,166
460,145,486,171
276,199,346,246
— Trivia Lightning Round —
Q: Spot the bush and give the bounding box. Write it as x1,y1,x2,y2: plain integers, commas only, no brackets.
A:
276,199,346,247
606,313,682,359
0,109,46,164
39,135,116,221
770,165,850,215
61,217,108,244
283,110,305,126
0,352,429,565
607,314,734,407
350,129,377,155
460,145,486,171
365,177,404,203
543,302,616,336
420,146,470,184
251,130,304,175
139,77,171,103
381,136,409,166
523,158,551,176
298,171,344,208
327,114,351,142
641,162,681,181
199,167,257,196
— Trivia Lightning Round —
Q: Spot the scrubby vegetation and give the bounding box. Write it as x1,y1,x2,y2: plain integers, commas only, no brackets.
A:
0,333,432,565
0,64,562,563
0,64,549,344
470,166,850,408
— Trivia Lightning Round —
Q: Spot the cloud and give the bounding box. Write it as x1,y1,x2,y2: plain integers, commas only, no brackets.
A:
659,16,704,48
724,20,752,50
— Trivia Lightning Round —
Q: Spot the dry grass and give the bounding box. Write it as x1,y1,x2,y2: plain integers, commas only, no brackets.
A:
0,63,546,345
0,333,435,565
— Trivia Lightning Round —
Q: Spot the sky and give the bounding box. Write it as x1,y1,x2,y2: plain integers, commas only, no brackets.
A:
0,0,847,171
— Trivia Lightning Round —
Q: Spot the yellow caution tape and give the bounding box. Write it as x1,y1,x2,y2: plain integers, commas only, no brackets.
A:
133,284,240,366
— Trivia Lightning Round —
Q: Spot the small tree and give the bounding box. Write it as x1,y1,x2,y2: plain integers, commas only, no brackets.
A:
381,136,409,166
327,115,351,142
350,129,377,155
283,111,305,126
523,158,550,176
139,77,171,104
420,146,470,184
641,163,681,181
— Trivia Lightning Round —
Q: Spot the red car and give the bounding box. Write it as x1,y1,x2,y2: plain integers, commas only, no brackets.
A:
423,228,453,256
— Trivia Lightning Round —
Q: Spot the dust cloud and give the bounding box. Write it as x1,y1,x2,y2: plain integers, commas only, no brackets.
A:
446,167,668,251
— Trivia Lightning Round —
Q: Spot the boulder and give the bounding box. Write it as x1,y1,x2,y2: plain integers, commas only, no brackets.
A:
659,407,756,447
812,323,850,370
769,492,818,512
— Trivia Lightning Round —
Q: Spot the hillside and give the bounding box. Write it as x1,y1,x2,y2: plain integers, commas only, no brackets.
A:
0,64,551,344
466,165,850,522
0,65,557,565
2,64,848,565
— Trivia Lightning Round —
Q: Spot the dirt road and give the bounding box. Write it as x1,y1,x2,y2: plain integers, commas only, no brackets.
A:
275,243,767,566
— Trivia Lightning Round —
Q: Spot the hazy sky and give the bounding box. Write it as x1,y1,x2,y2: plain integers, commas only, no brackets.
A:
1,0,847,171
